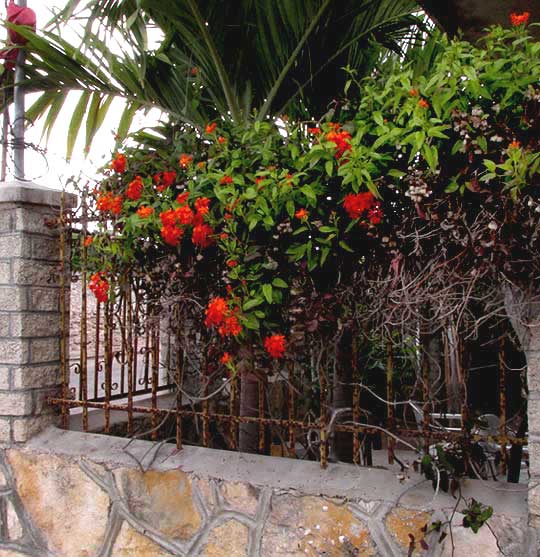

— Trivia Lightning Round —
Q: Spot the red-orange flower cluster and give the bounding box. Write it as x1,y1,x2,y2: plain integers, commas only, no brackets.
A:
220,352,232,365
204,297,242,337
110,153,126,173
179,154,193,168
97,192,123,215
220,175,233,186
89,272,109,303
368,202,383,225
195,197,210,215
154,171,177,192
510,11,530,26
83,236,93,247
160,209,184,246
218,136,227,145
326,128,352,160
206,122,217,134
418,99,429,109
295,208,308,220
308,127,321,135
343,192,375,219
509,140,521,150
137,206,154,218
126,176,143,201
192,224,214,248
264,334,286,359
176,204,194,225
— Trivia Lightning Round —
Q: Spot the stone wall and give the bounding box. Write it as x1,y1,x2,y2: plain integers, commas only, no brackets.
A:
0,427,534,557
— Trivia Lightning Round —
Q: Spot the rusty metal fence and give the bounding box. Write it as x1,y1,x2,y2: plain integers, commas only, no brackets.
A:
49,193,528,474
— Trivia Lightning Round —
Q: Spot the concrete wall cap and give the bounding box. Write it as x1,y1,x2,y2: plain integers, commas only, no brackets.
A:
0,181,77,208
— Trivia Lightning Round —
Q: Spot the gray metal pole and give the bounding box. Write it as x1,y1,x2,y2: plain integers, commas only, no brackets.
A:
13,0,27,181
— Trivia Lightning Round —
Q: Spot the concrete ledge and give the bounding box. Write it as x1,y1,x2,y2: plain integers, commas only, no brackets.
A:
25,426,528,517
0,181,77,209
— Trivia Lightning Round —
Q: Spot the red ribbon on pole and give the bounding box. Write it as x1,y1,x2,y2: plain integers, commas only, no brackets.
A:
1,2,36,70
6,1,36,44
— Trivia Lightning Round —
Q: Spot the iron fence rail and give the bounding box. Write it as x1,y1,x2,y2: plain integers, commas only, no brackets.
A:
51,196,528,472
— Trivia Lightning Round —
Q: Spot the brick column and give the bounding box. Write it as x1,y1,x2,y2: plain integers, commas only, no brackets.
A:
0,181,76,445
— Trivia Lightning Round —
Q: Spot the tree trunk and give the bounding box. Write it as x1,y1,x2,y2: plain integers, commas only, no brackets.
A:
417,0,540,41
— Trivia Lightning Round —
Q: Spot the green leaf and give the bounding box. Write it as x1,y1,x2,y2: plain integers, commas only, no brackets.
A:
444,180,459,193
339,240,354,253
373,111,384,126
325,160,333,176
285,199,295,218
67,91,90,161
272,278,288,288
243,297,263,311
262,284,273,304
116,102,139,145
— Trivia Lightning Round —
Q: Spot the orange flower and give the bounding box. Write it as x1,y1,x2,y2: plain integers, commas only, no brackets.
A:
418,99,429,109
368,202,383,225
308,127,321,135
197,161,206,169
89,272,109,303
343,192,374,219
195,197,210,215
255,177,265,185
160,209,177,227
218,315,242,337
227,260,238,268
176,191,190,205
206,122,217,134
126,176,143,201
160,225,184,247
219,232,229,240
110,153,126,173
137,206,154,218
83,236,93,247
162,171,177,187
326,129,352,160
409,89,418,96
264,334,286,359
192,224,214,248
220,175,233,186
224,212,233,220
508,140,521,150
179,154,193,168
510,11,530,26
218,136,227,144
175,204,194,225
204,297,228,328
97,192,123,215
220,352,232,365
295,208,308,220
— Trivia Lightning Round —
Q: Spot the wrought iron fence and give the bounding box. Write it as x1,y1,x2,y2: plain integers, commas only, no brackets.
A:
50,191,528,476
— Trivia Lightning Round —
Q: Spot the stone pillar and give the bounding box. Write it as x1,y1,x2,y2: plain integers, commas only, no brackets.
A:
526,330,540,530
0,181,75,445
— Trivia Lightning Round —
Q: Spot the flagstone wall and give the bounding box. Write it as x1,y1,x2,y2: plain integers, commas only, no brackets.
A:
0,427,534,557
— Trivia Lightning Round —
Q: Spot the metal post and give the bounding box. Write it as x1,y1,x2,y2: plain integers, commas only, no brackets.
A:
13,0,27,181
